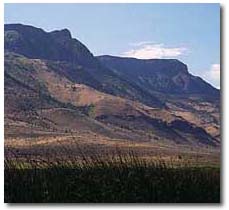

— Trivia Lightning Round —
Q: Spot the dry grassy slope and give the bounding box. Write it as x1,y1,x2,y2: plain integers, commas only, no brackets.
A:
35,60,176,120
165,97,220,140
36,60,189,126
35,60,219,145
37,65,150,117
3,55,166,142
4,55,116,138
5,54,219,146
97,55,220,141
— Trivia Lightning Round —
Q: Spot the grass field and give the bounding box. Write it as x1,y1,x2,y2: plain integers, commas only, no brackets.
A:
5,152,220,203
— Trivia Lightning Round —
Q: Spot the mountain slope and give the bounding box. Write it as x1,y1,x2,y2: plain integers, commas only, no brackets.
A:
4,24,163,108
98,55,220,141
4,24,220,147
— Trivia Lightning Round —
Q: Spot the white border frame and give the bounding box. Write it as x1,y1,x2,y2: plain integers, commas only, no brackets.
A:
1,0,227,209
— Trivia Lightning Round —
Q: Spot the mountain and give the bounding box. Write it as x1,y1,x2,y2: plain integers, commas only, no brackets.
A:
97,55,219,96
4,24,163,108
4,24,220,147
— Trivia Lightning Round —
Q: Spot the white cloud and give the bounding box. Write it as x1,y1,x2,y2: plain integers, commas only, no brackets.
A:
202,64,220,88
121,43,187,59
208,64,220,81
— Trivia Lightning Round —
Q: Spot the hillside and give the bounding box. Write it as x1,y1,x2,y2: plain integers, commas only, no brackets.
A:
4,23,163,108
4,24,220,148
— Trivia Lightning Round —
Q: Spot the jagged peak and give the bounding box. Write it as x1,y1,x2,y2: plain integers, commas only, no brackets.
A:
5,23,72,40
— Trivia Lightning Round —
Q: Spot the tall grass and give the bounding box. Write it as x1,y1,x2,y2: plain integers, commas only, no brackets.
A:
4,150,220,203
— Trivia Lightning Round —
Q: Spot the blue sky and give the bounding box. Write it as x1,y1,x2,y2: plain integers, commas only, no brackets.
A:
4,3,220,88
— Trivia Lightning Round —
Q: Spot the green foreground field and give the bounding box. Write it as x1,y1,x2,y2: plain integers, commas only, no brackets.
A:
5,155,220,203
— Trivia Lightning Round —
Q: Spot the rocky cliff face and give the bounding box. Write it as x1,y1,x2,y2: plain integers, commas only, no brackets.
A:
5,24,96,66
97,55,219,96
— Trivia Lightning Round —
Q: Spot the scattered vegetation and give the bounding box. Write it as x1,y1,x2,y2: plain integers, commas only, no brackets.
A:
87,104,96,118
79,104,96,118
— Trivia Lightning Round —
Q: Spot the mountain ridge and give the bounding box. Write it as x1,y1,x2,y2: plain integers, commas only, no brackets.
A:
4,23,220,147
5,23,165,107
97,55,219,96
